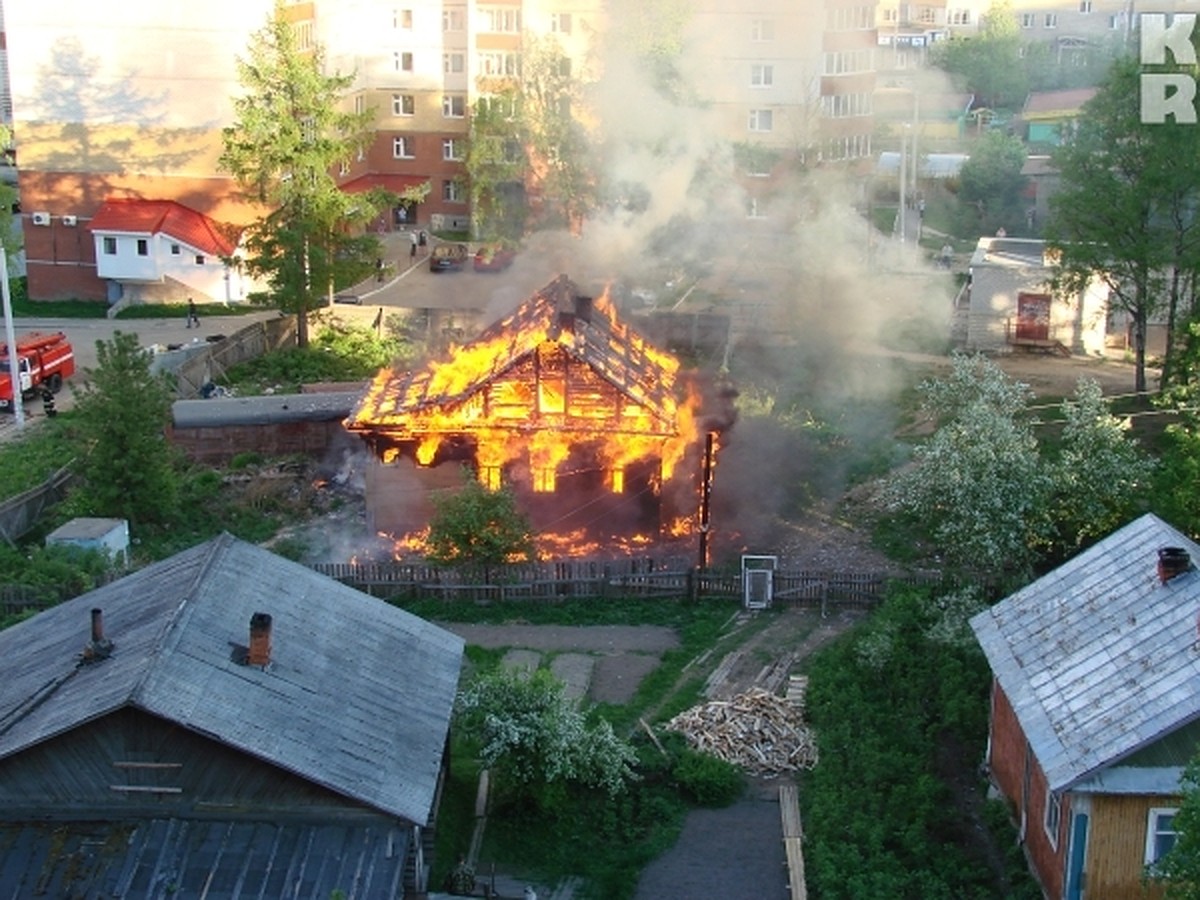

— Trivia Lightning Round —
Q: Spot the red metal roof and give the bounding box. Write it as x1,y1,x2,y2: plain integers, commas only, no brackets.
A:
339,173,429,194
87,199,238,257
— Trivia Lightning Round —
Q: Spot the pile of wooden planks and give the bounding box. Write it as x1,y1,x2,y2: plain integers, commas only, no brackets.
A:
662,687,818,775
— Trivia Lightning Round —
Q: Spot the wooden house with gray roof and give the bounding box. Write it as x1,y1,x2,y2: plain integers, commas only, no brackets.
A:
970,513,1200,900
0,533,464,899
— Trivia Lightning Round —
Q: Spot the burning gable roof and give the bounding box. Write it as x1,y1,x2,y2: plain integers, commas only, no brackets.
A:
346,274,698,489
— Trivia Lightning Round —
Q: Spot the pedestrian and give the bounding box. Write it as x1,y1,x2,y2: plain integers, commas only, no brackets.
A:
445,857,475,895
187,297,199,328
398,205,408,227
918,198,926,218
375,257,384,282
410,230,419,259
940,243,954,269
995,226,1007,238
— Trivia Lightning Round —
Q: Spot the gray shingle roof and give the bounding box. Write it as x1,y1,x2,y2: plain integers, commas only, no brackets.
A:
0,534,464,824
970,513,1200,792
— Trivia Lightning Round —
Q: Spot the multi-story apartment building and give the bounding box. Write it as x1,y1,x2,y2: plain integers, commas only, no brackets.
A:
8,0,880,301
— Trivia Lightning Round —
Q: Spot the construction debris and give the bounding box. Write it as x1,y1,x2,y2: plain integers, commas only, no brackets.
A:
662,687,819,776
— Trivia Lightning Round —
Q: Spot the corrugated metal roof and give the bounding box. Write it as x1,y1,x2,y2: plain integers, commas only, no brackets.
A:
970,513,1200,792
88,198,239,258
0,534,464,825
0,818,409,899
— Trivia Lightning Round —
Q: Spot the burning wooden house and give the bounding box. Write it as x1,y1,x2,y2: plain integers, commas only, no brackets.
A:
345,274,702,540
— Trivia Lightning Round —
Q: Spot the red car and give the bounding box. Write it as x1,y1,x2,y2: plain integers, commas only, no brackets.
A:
473,245,517,272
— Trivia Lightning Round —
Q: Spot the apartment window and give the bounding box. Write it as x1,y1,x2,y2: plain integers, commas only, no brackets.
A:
445,53,465,74
443,94,466,118
195,255,206,265
394,93,414,116
103,236,116,255
170,243,181,255
1044,791,1061,848
918,6,936,24
479,51,520,77
751,18,774,41
748,109,773,132
750,64,774,87
827,6,872,29
480,6,521,33
293,21,314,52
1044,13,1058,27
394,8,413,29
550,12,572,34
1146,809,1179,868
443,138,465,160
1109,14,1122,28
443,9,463,31
136,239,149,257
396,51,414,72
393,136,415,158
1020,12,1035,27
444,179,465,203
354,95,365,115
949,8,970,25
824,50,871,75
881,7,898,23
1079,0,1092,12
339,160,350,176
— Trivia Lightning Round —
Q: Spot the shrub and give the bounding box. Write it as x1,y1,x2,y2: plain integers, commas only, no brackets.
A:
671,746,744,807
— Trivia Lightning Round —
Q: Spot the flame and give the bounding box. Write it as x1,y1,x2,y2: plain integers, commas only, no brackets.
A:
347,277,703,498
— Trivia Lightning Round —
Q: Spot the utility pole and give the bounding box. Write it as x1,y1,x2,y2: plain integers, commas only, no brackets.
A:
899,127,908,243
0,253,23,429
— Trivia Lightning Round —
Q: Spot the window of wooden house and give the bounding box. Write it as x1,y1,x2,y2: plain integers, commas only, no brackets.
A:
1044,790,1062,848
1146,808,1179,867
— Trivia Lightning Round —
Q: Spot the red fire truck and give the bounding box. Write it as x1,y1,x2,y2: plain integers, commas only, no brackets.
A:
0,332,75,411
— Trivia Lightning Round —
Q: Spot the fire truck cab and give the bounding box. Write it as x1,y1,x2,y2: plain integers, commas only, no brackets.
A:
0,332,75,410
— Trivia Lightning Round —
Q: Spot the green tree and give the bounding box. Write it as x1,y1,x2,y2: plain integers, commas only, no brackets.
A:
466,88,528,242
1047,378,1155,555
454,666,638,806
1047,56,1200,392
426,472,535,577
70,332,181,528
956,131,1028,235
884,354,1050,580
219,0,391,348
929,1,1027,110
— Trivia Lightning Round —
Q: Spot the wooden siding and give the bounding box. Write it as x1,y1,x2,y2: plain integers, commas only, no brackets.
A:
988,682,1067,898
1085,795,1173,900
0,708,400,824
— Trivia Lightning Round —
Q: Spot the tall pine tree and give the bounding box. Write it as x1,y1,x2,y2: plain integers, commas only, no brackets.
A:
220,1,389,347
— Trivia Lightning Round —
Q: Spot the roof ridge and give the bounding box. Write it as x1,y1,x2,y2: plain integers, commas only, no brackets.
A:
129,534,235,705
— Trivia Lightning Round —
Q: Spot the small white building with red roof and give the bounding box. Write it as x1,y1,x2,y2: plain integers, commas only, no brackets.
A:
88,198,264,306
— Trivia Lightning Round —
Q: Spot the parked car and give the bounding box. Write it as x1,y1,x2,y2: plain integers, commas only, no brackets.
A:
473,244,517,273
333,293,362,305
429,243,469,272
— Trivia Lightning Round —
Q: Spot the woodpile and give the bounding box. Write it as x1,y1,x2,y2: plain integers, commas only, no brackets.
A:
662,687,818,775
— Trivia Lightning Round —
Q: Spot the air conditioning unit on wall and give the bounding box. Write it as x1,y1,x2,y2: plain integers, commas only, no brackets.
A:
30,212,50,226
61,215,77,227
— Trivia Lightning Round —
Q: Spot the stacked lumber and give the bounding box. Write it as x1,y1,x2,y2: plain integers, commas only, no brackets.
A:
662,687,819,775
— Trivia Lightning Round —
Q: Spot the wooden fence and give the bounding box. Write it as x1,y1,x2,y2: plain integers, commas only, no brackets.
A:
309,558,948,608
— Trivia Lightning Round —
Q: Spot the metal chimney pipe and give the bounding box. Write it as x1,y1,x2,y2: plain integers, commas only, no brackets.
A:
1159,547,1191,584
90,608,105,644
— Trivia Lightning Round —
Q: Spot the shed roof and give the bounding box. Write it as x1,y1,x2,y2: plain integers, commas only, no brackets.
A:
172,392,362,428
970,514,1200,792
0,533,464,824
1022,87,1099,118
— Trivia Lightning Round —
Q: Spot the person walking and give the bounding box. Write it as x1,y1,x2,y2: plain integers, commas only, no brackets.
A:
410,230,419,259
187,297,200,328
